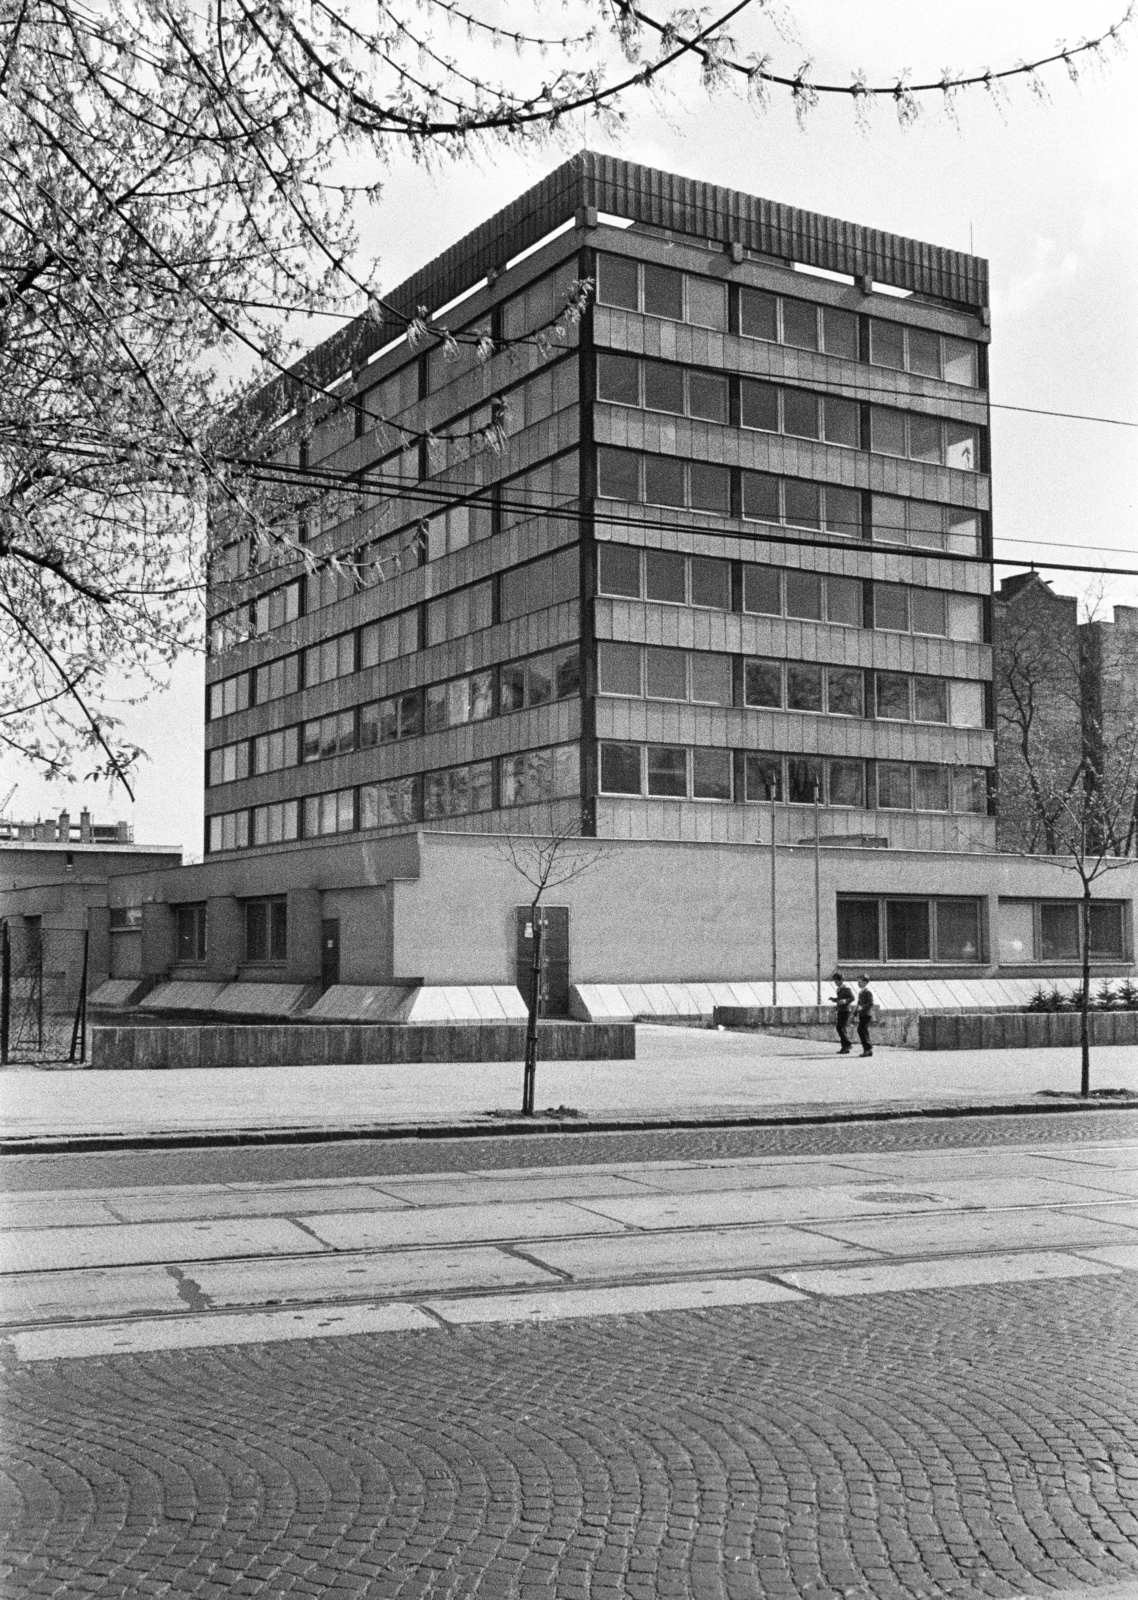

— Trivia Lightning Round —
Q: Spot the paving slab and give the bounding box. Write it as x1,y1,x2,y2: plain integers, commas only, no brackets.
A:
303,1198,627,1251
369,1172,656,1207
606,1159,891,1193
523,1225,875,1281
9,1301,434,1362
571,1184,955,1231
0,1265,184,1325
0,1195,126,1231
188,1245,559,1307
774,1251,1121,1298
0,1216,320,1273
1075,1243,1138,1270
1058,1201,1138,1230
102,1184,413,1223
425,1278,805,1325
799,1207,1138,1258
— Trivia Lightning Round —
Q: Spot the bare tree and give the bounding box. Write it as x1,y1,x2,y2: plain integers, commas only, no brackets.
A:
495,803,604,1115
2,0,1129,786
995,579,1138,1094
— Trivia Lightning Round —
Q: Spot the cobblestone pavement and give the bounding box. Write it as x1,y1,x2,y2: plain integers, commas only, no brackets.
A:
2,1275,1137,1600
3,1107,1136,1194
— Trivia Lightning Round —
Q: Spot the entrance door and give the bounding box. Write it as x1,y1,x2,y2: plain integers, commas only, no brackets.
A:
320,919,340,990
514,906,570,1018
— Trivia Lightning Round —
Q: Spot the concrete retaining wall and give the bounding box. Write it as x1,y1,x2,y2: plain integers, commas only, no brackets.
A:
917,1012,1138,1051
90,1021,635,1070
714,1006,920,1047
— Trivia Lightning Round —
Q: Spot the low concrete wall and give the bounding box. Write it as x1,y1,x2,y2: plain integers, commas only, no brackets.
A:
714,1006,920,1047
918,1012,1138,1051
91,1021,635,1070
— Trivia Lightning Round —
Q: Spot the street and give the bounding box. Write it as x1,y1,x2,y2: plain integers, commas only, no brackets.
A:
2,1109,1137,1598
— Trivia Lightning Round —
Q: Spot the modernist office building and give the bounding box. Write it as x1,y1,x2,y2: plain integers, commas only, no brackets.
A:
98,156,1133,1006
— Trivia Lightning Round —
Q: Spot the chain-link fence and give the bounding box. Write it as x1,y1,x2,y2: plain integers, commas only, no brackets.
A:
0,923,89,1064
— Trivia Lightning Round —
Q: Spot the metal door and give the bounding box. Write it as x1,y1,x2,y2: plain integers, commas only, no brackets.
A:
514,906,570,1018
321,919,340,990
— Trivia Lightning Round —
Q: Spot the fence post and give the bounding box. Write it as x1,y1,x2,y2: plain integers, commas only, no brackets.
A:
0,923,9,1065
70,930,90,1065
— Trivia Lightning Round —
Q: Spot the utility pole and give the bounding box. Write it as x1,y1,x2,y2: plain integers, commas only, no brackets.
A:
813,781,822,1007
522,904,545,1116
769,785,778,1006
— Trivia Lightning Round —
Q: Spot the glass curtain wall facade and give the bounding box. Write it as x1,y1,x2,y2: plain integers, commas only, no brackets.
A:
203,155,995,857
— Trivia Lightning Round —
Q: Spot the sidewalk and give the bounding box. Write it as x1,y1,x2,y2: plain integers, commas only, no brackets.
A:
2,1026,1136,1150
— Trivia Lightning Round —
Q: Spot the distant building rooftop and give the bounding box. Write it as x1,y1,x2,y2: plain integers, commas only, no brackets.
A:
0,808,172,851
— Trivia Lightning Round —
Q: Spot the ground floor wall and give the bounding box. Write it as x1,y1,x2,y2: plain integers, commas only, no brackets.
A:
90,830,1137,1002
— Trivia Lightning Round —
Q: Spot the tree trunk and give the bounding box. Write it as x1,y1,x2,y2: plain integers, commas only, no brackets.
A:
1080,888,1092,1098
522,901,544,1116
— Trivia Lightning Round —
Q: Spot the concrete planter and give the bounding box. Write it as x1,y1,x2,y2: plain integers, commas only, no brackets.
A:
90,1021,635,1070
713,1006,920,1047
917,1011,1138,1050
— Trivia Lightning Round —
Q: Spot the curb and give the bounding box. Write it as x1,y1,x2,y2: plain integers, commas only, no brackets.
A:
3,1094,1136,1156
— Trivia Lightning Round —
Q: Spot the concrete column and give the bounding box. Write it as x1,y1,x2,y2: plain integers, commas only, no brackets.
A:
985,890,1000,972
204,896,242,980
140,902,176,977
285,889,322,984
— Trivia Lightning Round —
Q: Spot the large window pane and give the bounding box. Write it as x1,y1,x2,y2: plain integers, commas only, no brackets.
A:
998,901,1035,964
597,352,640,405
870,407,907,457
823,399,860,449
947,509,980,554
827,667,864,718
1041,903,1079,961
687,372,729,423
745,753,782,801
744,659,782,708
908,327,942,378
909,413,942,464
598,544,641,597
690,654,732,705
1089,903,1124,958
598,642,641,697
740,287,777,341
838,899,879,962
643,360,685,414
783,389,820,439
914,676,948,723
914,764,950,811
886,900,930,960
600,742,641,794
953,767,988,814
911,589,948,636
644,455,685,507
787,756,823,804
821,306,859,360
787,662,824,712
877,762,913,809
644,647,687,700
740,381,779,433
945,423,980,471
645,550,685,603
782,299,819,350
873,495,908,545
875,585,909,632
597,253,639,310
692,747,732,799
689,463,731,514
936,900,981,961
687,276,727,330
690,556,730,609
646,745,687,797
829,759,864,808
742,470,781,523
597,447,640,501
943,337,978,387
826,575,862,627
876,672,911,720
870,320,905,370
527,656,553,707
784,480,821,529
500,662,526,712
642,263,683,320
743,565,781,615
785,570,823,620
908,501,946,549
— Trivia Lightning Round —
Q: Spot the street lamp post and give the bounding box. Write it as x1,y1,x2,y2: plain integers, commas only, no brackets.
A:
813,780,822,1008
769,783,778,1007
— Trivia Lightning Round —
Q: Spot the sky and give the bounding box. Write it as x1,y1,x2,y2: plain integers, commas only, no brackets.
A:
6,0,1136,858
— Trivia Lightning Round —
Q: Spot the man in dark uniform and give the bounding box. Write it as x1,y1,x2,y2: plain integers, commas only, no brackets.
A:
830,970,854,1054
856,973,875,1057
